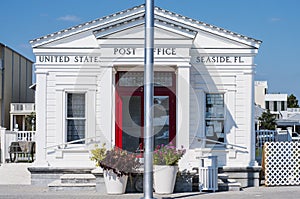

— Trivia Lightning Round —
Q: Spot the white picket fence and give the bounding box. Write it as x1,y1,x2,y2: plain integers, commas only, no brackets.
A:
255,129,295,165
263,142,300,186
256,130,276,147
256,129,295,147
0,128,36,163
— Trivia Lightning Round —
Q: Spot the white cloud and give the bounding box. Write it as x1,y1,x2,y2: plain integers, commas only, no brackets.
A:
57,15,81,22
40,13,49,17
270,17,282,22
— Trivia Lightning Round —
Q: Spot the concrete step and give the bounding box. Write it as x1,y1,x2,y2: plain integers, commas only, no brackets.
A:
193,172,242,192
227,179,238,183
48,180,96,191
218,173,241,191
218,173,229,181
60,174,96,184
48,174,97,191
218,182,241,192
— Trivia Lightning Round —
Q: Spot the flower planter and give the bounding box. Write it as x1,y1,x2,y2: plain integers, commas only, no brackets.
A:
154,165,178,194
103,170,128,194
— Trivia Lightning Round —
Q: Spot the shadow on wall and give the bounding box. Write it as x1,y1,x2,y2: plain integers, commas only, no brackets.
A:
188,46,241,167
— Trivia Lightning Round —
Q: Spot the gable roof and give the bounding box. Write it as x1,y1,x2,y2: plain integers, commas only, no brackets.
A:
30,4,262,48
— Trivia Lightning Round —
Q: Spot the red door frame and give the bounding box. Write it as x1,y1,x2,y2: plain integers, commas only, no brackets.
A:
115,86,144,148
115,72,176,149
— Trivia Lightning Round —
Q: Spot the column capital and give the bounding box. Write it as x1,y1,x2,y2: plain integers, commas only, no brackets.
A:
99,62,114,68
176,63,191,68
35,71,49,75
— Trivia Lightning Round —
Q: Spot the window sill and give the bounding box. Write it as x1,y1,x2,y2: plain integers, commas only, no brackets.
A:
55,147,89,158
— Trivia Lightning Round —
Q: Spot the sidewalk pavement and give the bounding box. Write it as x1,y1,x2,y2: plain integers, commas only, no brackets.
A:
1,185,300,199
1,163,300,199
0,163,32,185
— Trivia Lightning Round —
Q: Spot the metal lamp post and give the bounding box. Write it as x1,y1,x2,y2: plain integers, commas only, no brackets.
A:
142,0,155,199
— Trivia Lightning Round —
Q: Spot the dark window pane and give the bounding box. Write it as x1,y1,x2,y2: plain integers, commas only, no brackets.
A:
266,101,269,110
206,94,224,118
67,120,85,144
205,120,224,144
66,93,86,144
205,94,225,145
281,101,285,111
67,93,85,118
274,101,277,111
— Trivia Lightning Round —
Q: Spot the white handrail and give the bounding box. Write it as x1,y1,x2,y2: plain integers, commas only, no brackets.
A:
196,137,247,150
44,135,102,149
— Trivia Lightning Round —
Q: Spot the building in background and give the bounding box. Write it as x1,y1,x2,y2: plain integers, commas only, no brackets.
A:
255,81,288,119
254,81,268,109
0,43,35,129
265,94,288,118
254,81,300,134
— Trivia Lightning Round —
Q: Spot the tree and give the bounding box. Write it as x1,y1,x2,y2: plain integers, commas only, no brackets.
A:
25,112,36,131
287,94,299,108
258,110,276,130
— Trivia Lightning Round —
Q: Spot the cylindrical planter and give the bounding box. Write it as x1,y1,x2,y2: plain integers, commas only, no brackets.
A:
154,165,178,194
103,170,128,194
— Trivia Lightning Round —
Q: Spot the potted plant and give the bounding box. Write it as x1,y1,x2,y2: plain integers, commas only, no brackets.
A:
91,144,141,194
153,143,186,194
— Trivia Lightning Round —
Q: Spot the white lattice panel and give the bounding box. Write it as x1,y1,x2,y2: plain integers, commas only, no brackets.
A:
264,142,300,186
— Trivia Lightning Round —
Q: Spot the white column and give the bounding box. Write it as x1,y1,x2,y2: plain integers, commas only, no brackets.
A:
33,72,48,166
246,72,257,166
10,114,13,131
176,66,190,149
98,66,113,149
110,67,115,149
0,127,6,164
22,116,25,131
87,88,96,140
55,89,64,148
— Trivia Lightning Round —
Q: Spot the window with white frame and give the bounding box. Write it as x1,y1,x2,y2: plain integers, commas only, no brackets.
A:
66,93,86,144
205,93,224,146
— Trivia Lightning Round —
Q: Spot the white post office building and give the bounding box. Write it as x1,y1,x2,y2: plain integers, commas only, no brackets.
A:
29,5,262,187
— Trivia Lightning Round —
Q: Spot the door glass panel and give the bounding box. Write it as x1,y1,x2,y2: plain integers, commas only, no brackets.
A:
122,96,141,153
153,96,170,148
118,72,172,87
121,95,170,152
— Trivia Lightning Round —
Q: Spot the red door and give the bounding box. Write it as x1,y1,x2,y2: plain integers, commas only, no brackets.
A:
115,72,176,154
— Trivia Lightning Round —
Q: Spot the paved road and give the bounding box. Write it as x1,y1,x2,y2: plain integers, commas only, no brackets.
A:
1,185,300,199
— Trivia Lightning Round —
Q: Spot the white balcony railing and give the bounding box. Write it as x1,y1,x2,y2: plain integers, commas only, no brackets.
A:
10,103,35,113
17,131,36,141
287,108,300,112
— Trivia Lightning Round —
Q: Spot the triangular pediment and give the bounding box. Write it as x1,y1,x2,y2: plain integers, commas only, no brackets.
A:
194,29,253,48
97,24,194,40
30,4,261,49
95,23,195,48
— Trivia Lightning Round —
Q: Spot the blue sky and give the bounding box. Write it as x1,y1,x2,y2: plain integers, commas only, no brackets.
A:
1,0,299,98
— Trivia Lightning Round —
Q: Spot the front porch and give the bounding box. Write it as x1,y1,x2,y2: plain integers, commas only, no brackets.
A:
0,103,36,164
0,128,36,163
